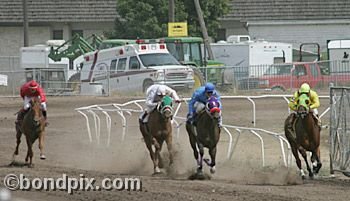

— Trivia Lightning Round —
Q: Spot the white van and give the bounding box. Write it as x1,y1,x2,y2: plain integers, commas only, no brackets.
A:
80,43,194,95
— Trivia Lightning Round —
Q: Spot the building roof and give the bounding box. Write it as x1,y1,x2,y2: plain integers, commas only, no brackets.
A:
224,0,350,21
0,0,117,23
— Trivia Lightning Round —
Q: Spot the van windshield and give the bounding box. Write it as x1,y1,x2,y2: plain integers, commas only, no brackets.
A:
139,53,181,67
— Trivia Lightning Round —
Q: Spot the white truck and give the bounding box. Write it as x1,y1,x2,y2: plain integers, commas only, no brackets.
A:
80,42,194,95
210,36,293,77
20,44,83,92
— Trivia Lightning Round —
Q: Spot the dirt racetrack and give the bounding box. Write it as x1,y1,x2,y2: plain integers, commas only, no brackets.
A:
0,95,349,201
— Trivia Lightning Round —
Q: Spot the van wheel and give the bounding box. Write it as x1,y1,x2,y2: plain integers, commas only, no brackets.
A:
143,80,154,92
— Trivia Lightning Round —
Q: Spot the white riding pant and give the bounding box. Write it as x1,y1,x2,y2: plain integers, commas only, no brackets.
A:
139,104,157,123
23,96,47,111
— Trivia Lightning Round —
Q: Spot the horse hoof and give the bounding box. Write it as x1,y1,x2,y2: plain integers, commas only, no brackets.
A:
40,154,46,160
154,167,161,174
309,173,314,179
210,166,216,174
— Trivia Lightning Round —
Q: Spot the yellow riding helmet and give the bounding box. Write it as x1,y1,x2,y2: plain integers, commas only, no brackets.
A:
299,83,310,93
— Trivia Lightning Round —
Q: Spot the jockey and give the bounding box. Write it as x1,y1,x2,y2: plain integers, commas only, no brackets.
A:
16,80,48,125
187,82,222,127
139,84,180,124
287,83,321,128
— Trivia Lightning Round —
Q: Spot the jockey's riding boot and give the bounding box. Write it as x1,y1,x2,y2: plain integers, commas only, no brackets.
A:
139,111,147,123
15,108,28,125
143,112,150,124
42,110,49,127
314,114,322,128
192,113,197,126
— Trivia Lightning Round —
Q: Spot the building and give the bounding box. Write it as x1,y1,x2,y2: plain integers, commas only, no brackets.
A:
220,0,350,53
0,0,117,57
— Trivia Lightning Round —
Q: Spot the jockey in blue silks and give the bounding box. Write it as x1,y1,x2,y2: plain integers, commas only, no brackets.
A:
187,82,222,127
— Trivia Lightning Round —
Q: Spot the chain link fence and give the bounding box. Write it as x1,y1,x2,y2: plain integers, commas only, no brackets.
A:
330,86,350,176
1,55,350,97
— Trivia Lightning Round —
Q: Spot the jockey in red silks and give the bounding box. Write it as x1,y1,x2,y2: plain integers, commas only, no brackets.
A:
16,80,48,125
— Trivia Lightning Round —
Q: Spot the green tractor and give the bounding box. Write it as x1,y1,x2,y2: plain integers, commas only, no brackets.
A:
47,34,103,91
159,36,225,88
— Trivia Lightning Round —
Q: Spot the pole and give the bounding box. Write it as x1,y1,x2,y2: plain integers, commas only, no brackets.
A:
22,0,29,47
169,0,175,22
193,0,214,60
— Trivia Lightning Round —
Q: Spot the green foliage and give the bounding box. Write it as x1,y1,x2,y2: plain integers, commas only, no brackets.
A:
106,0,230,40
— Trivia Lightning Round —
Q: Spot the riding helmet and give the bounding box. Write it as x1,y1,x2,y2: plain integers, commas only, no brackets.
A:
299,83,310,93
157,85,167,96
29,80,39,89
204,82,215,93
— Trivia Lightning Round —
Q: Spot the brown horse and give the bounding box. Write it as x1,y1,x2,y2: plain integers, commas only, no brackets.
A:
284,93,322,179
13,96,46,168
139,95,174,174
186,96,221,177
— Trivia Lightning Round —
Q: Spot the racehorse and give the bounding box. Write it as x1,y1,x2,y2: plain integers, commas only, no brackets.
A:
284,93,322,179
186,96,221,177
139,95,174,174
13,96,46,168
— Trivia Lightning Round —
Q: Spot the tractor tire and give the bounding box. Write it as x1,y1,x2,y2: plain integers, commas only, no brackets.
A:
68,73,81,92
192,67,205,89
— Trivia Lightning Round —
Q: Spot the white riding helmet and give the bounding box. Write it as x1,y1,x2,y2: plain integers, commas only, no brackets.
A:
157,85,167,96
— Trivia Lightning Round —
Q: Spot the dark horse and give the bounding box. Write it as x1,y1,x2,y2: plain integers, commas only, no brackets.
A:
284,93,322,179
13,96,46,168
139,95,174,174
186,96,221,176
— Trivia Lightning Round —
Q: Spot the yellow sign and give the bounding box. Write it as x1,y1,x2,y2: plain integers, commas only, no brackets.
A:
168,22,188,37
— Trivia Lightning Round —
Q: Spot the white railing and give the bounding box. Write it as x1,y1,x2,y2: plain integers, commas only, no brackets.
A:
75,95,331,167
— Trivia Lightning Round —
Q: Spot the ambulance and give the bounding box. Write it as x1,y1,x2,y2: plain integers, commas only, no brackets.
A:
80,42,195,95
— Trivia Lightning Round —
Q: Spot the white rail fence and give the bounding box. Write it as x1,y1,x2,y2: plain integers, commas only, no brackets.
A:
75,95,330,168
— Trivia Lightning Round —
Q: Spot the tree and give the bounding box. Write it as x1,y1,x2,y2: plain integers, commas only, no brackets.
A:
106,0,229,40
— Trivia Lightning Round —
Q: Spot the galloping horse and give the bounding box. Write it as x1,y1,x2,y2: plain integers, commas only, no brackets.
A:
139,95,174,174
13,96,46,167
284,93,322,179
186,96,221,176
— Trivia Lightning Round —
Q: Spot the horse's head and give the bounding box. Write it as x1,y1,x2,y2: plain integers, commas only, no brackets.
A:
206,96,221,119
29,96,42,123
296,93,311,118
158,95,174,120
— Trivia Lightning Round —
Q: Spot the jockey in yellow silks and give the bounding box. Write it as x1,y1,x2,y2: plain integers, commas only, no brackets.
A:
287,83,321,128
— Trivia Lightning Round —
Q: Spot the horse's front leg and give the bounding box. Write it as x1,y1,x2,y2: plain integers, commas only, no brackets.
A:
299,147,313,178
311,147,322,174
153,138,161,174
197,143,204,174
165,132,173,166
142,132,156,174
38,131,46,160
186,124,199,169
25,138,34,168
290,143,306,179
13,129,22,162
208,146,217,174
